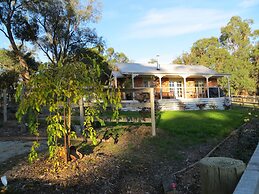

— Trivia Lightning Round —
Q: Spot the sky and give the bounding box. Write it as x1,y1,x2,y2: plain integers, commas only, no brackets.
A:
0,0,259,64
93,0,259,64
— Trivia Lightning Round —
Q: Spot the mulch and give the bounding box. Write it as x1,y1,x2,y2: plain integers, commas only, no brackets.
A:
0,118,258,194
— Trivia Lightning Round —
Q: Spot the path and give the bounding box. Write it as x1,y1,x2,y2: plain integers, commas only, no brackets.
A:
0,140,47,163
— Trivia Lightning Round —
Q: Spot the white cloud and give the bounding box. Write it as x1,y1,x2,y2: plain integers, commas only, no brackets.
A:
239,0,259,8
127,7,235,39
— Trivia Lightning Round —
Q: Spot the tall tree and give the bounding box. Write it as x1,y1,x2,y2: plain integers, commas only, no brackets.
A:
219,16,256,94
172,52,193,65
172,16,258,95
25,0,101,66
104,47,129,69
0,0,39,82
251,30,259,94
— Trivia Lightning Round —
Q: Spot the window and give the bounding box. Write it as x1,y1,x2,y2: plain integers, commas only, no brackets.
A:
195,81,205,97
169,80,174,92
209,87,225,98
169,80,183,98
177,81,183,97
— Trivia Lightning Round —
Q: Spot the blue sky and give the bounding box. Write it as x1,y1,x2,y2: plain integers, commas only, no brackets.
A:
94,0,259,64
0,0,258,64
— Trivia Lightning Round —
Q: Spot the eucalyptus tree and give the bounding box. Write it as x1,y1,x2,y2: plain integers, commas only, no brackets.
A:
172,52,193,65
104,47,129,70
219,16,256,94
0,0,38,82
172,16,258,95
251,30,259,94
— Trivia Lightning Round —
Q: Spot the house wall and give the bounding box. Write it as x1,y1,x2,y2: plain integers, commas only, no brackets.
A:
134,77,143,87
186,78,197,98
132,77,218,88
118,76,219,99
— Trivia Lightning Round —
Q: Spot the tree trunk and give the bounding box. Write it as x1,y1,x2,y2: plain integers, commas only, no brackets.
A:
200,157,246,194
6,23,30,83
63,108,69,163
18,55,30,83
67,98,71,148
79,98,84,131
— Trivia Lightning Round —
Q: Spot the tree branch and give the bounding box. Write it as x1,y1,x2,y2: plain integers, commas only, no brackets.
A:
0,28,10,39
36,42,55,65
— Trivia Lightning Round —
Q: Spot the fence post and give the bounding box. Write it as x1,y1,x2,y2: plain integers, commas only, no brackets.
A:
3,89,7,123
150,88,156,136
79,98,84,130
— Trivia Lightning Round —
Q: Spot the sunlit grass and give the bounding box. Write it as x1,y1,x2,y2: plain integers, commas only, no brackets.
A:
157,107,257,145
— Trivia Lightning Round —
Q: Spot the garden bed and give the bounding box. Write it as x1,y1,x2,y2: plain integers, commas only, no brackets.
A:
0,108,258,194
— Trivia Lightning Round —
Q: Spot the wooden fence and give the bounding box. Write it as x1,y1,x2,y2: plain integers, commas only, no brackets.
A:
1,88,157,137
0,89,8,123
232,95,259,107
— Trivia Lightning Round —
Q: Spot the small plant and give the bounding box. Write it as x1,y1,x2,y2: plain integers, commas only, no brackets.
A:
28,141,40,164
223,98,231,110
209,104,218,110
179,101,186,110
139,107,151,119
196,103,206,110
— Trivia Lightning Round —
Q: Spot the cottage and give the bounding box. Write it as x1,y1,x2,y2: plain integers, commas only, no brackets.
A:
112,63,231,110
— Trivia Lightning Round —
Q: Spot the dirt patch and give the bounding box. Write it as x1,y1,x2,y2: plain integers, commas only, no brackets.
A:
173,118,259,194
0,118,258,194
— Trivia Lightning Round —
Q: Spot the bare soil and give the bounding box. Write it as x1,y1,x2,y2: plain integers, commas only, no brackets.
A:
0,118,258,194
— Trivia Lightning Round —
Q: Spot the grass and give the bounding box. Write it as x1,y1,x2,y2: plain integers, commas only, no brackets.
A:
37,106,259,161
157,106,258,145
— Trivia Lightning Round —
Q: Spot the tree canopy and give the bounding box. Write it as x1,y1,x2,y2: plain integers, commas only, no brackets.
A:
104,47,129,70
173,16,259,95
0,49,19,90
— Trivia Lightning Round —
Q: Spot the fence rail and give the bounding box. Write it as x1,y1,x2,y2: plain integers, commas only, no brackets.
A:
232,95,259,106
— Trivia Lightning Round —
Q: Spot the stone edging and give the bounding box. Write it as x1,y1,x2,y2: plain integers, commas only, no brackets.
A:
233,143,259,194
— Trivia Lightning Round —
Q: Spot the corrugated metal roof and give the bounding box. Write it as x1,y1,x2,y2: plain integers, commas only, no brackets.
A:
111,71,124,78
114,63,229,76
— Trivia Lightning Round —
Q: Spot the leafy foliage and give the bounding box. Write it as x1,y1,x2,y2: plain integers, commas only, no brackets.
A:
104,47,129,70
28,141,40,164
16,56,121,163
172,16,259,95
0,49,19,90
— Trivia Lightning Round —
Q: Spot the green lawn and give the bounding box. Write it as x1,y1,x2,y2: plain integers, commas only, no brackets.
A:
157,107,258,145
